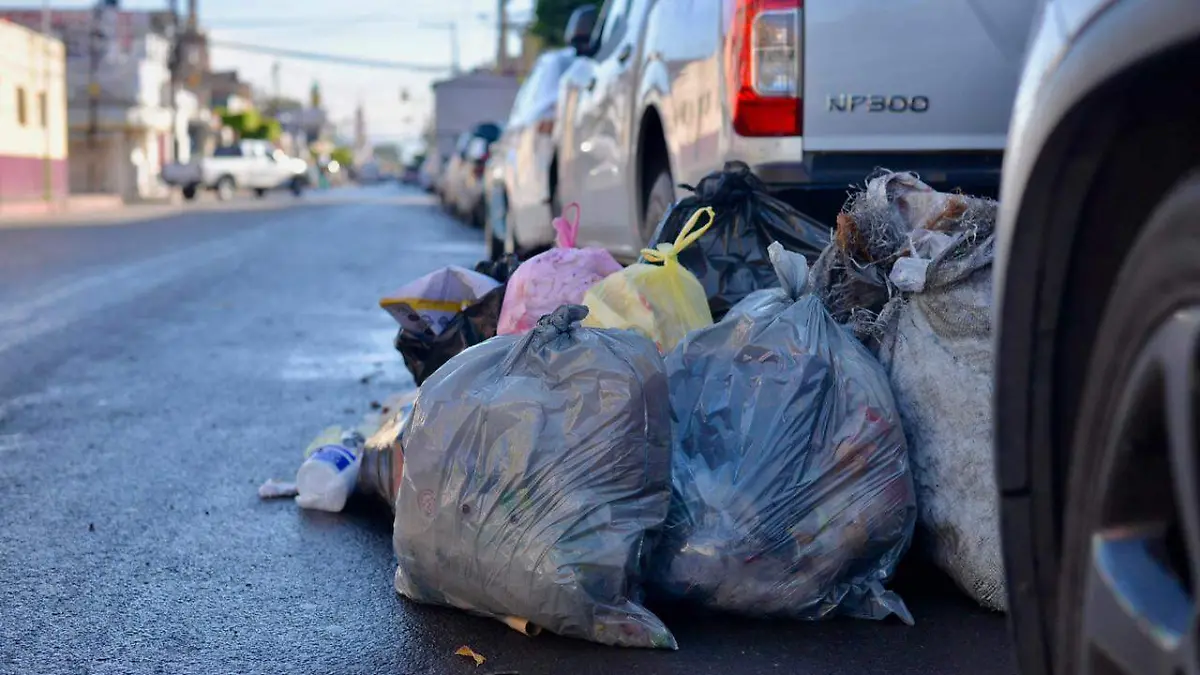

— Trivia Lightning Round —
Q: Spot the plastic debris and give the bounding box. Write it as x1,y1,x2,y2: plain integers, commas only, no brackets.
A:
653,242,916,623
257,479,298,500
583,207,715,353
645,161,830,320
295,430,364,513
394,305,676,649
497,203,622,335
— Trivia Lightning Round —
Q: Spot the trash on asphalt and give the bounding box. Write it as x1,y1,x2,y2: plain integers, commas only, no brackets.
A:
811,170,1005,611
356,390,418,510
645,161,830,321
652,242,916,623
454,646,486,667
393,305,677,649
582,207,715,353
497,203,622,335
294,428,365,512
257,478,298,499
386,260,518,386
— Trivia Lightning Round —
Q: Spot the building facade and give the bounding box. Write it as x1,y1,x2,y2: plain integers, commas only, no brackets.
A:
0,19,68,208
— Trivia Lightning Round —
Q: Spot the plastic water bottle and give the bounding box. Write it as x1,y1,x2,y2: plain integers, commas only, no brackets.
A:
295,431,365,513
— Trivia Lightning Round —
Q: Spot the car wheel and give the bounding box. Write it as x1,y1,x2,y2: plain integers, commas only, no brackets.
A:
290,178,304,197
216,176,235,201
181,184,197,201
1054,173,1200,675
642,168,674,245
253,188,267,199
485,191,509,261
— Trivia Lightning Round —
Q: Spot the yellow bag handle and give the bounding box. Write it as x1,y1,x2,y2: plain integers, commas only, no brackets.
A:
640,206,716,266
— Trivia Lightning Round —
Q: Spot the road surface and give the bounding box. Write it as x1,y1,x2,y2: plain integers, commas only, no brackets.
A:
0,185,1014,675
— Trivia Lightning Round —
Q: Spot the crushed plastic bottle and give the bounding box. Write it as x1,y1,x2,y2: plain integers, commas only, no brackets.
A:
295,431,366,513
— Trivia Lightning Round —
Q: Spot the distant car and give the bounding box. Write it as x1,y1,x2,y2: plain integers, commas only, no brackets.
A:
418,153,444,193
161,139,307,201
442,122,503,227
995,2,1200,675
553,0,1037,260
484,48,576,259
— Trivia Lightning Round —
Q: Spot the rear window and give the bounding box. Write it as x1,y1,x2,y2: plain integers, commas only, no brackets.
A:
213,145,242,157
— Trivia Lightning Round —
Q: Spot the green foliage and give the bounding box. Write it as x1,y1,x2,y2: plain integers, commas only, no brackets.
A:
529,0,595,47
330,146,354,168
219,109,280,143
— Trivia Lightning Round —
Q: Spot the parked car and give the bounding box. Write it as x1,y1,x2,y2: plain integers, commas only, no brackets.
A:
161,139,308,201
441,123,503,227
995,2,1200,675
418,153,445,193
552,0,1037,260
484,48,577,259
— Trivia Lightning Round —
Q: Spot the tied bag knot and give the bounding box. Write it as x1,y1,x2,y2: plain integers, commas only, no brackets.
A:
640,207,716,269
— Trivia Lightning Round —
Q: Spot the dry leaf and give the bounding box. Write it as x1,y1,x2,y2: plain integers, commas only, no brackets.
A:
454,646,486,667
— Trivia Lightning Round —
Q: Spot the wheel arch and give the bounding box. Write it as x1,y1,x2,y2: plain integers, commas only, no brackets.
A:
635,104,671,223
996,7,1200,674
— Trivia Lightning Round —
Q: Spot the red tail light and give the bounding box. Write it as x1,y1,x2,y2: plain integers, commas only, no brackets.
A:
536,119,554,136
725,0,803,137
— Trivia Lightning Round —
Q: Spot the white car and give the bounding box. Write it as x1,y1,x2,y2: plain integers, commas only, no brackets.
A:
484,48,576,259
161,139,307,201
553,0,1038,260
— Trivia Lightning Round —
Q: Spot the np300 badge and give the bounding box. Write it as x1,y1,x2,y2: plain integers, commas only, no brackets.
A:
827,95,930,113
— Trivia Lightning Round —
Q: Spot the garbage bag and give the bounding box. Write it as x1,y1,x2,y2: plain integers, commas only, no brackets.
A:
357,390,418,510
583,207,715,353
393,305,677,649
380,265,500,337
385,259,519,386
497,203,622,335
653,242,916,623
474,253,521,284
644,161,830,321
810,171,1004,611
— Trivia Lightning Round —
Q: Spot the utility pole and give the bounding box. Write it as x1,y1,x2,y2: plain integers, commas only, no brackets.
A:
168,0,181,163
42,0,52,202
496,0,508,74
271,60,281,108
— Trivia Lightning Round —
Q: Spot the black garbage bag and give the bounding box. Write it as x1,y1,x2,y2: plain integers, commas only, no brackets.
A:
394,305,677,649
651,243,916,624
388,257,520,386
644,161,830,321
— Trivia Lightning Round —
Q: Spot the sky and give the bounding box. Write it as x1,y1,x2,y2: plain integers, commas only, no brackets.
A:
15,0,537,152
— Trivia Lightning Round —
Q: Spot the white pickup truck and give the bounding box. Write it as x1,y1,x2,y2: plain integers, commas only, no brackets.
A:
162,140,309,201
553,0,1039,259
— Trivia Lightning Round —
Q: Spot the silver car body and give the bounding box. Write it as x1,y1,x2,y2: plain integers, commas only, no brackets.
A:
488,49,576,251
555,0,1039,259
994,1,1200,673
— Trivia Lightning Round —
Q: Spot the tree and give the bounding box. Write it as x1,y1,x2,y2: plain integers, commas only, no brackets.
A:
219,109,281,143
330,146,354,168
529,0,595,47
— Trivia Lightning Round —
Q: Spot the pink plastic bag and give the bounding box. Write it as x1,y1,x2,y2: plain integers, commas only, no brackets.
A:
497,204,623,335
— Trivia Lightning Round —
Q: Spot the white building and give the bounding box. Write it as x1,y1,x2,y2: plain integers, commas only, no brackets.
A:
0,8,194,202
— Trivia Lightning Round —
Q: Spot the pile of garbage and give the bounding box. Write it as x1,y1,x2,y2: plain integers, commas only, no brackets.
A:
261,165,1007,648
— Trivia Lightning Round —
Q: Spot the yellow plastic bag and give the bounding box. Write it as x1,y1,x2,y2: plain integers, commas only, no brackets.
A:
582,207,716,352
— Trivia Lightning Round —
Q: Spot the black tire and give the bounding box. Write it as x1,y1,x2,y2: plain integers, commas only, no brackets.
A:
642,167,674,245
216,175,235,201
253,188,267,199
1053,173,1200,675
484,190,508,261
290,178,304,197
181,184,197,201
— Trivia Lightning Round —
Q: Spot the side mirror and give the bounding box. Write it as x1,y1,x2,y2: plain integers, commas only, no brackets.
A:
564,5,598,56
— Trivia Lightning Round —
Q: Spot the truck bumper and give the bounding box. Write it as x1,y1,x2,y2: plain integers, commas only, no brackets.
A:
752,151,1004,192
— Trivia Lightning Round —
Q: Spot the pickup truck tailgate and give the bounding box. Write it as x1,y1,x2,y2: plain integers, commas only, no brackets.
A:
802,0,1037,153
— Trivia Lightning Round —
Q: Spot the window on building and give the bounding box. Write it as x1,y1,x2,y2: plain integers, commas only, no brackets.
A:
16,87,27,126
39,92,47,127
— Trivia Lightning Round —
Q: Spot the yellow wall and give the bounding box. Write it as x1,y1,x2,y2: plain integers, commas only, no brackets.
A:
0,19,67,161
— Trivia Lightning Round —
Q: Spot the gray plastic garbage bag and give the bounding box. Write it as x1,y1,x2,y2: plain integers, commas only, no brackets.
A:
653,242,917,623
393,305,677,649
810,171,1004,611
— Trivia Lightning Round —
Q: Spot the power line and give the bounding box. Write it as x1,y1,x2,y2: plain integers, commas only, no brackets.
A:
208,40,452,73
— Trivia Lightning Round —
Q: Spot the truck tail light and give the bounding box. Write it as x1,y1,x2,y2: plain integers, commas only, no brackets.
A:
725,0,803,137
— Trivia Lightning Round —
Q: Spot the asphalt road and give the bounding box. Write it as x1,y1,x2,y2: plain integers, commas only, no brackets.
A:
0,185,1014,675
